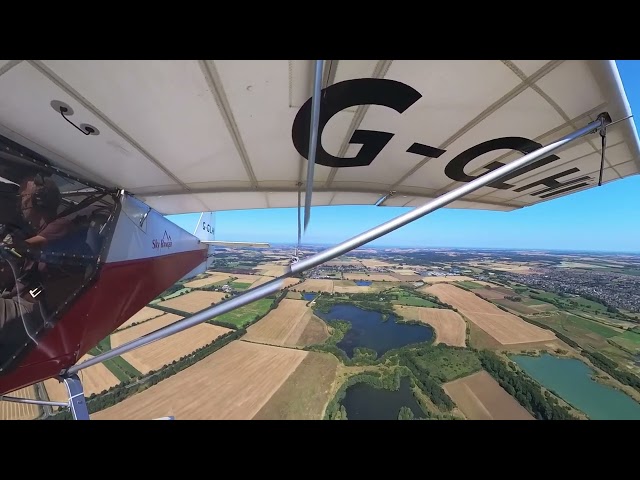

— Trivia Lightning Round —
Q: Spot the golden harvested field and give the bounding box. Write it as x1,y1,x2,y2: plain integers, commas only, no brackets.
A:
390,269,418,275
424,284,556,345
473,287,513,301
334,285,371,294
0,386,40,420
112,314,231,374
332,280,371,294
244,299,311,346
361,259,395,267
92,341,308,420
479,263,535,273
251,276,299,289
421,275,475,283
390,272,423,281
297,315,330,345
256,268,286,277
230,274,266,284
293,279,334,293
393,305,466,347
184,274,231,288
44,354,120,403
344,273,399,282
443,370,534,420
253,352,340,420
158,290,226,313
117,306,165,330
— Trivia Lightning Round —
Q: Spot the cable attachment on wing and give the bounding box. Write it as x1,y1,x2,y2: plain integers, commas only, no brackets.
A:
50,100,100,136
596,112,612,186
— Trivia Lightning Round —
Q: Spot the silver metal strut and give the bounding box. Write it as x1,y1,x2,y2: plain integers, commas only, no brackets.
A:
303,59,324,232
65,114,609,376
0,395,68,408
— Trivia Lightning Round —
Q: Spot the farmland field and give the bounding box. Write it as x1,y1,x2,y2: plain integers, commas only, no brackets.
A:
244,299,312,346
92,341,308,420
343,273,399,282
44,353,121,403
253,352,340,419
424,284,556,345
494,299,539,315
0,386,40,420
158,290,226,313
360,259,395,268
293,279,334,293
214,298,274,327
393,305,466,347
473,286,514,300
391,289,441,307
421,275,475,283
111,313,232,374
117,306,165,330
443,370,535,420
184,273,232,288
333,279,371,294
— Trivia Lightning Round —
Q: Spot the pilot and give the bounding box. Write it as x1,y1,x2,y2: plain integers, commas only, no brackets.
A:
0,174,72,332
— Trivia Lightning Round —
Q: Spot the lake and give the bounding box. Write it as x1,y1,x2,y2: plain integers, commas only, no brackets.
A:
341,376,427,420
355,280,372,286
317,304,433,357
511,353,640,420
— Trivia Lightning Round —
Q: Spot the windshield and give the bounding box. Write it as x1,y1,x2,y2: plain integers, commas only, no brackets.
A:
0,143,118,374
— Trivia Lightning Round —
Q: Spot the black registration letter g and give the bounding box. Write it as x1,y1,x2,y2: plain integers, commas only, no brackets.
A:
292,78,422,168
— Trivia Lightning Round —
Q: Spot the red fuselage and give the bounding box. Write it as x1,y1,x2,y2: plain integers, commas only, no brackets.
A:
0,193,208,396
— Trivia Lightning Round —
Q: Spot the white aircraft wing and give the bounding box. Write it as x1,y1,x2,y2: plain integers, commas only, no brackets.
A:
0,60,637,214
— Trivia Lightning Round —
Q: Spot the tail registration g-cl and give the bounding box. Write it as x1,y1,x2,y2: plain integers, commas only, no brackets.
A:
0,60,638,402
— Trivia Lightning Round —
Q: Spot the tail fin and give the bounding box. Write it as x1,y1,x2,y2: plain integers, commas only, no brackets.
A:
194,212,216,271
196,211,270,248
194,212,216,242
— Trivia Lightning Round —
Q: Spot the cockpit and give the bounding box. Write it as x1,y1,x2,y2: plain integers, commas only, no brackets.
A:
0,137,119,374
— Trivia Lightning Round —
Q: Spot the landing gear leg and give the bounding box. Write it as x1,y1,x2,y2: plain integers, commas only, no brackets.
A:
62,374,90,420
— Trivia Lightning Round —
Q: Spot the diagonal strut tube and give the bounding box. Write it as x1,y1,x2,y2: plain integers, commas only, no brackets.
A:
65,114,609,376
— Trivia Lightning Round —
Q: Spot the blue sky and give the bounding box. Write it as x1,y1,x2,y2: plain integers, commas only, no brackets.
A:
168,61,640,253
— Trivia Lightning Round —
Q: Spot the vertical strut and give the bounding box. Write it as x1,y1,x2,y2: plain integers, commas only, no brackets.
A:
303,60,324,232
62,374,90,420
66,114,609,376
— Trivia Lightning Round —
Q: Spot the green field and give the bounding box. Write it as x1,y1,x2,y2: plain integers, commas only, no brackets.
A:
389,289,440,308
88,335,141,382
158,287,192,301
609,330,640,354
230,281,252,291
212,297,274,327
526,312,629,356
405,344,482,383
103,357,142,382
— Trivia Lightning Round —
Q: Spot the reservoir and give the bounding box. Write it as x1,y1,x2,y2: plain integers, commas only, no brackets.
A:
302,293,317,301
355,280,372,286
341,376,427,420
317,304,433,357
511,353,640,420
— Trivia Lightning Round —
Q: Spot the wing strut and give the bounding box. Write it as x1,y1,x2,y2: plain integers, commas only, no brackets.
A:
302,60,324,233
64,113,610,378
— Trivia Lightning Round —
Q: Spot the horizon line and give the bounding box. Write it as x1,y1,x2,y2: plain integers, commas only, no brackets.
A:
231,242,640,255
